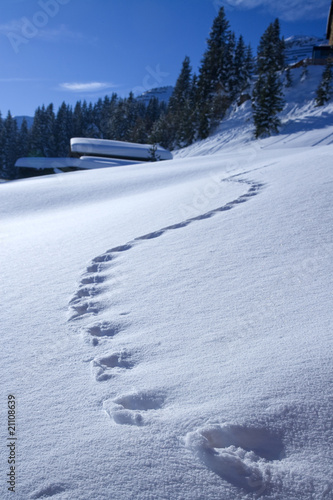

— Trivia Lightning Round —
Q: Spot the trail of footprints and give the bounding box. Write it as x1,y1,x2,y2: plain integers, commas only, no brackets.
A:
68,176,264,427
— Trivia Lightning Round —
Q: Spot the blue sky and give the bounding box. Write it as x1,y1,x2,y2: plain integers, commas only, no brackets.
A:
0,0,330,117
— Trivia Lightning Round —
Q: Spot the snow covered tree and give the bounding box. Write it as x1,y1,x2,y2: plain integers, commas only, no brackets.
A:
285,67,293,88
55,102,73,157
44,104,56,157
233,35,247,97
252,19,285,138
148,143,161,161
30,104,56,157
30,107,45,157
149,112,174,150
300,61,309,82
103,93,119,140
2,111,18,179
257,19,285,75
244,44,255,83
198,7,231,100
197,7,235,137
252,70,284,138
73,101,84,137
315,58,333,106
169,56,192,114
17,118,30,158
167,56,195,148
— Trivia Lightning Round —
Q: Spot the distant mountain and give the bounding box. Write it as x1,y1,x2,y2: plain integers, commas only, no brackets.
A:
14,116,34,129
136,86,173,105
284,35,327,66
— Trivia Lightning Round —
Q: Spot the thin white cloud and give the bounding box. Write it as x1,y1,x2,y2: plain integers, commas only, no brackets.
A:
0,19,23,33
37,24,97,44
59,82,116,93
0,20,96,44
220,0,329,21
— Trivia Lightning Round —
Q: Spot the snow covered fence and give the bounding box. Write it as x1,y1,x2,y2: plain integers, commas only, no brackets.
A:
6,0,71,54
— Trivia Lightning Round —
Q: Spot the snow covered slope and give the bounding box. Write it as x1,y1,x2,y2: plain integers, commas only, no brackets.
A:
136,85,174,105
284,35,327,66
0,66,332,500
175,65,333,159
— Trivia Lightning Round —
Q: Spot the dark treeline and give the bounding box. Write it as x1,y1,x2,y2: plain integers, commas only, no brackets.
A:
0,94,167,179
6,7,329,180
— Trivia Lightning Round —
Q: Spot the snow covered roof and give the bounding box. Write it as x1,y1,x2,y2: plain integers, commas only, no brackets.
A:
70,137,173,161
15,156,143,171
15,157,81,170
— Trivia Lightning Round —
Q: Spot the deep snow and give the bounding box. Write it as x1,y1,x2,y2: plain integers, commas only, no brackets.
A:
0,65,332,499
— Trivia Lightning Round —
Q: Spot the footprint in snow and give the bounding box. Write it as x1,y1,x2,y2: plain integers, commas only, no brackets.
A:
103,390,166,426
185,423,284,496
68,177,264,323
81,319,129,346
29,482,68,499
92,350,135,382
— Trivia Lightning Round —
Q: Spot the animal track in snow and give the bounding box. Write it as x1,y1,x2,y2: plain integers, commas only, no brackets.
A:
103,390,166,426
85,321,123,337
92,350,135,381
29,482,68,499
68,176,264,323
68,175,265,415
185,423,283,495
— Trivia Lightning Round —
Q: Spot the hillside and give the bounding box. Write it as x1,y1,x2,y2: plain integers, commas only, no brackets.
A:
284,35,327,66
0,63,332,500
136,85,174,104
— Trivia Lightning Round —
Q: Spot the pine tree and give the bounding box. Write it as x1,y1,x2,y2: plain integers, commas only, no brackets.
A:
149,113,174,150
315,58,333,106
300,61,309,82
44,103,56,157
123,92,140,141
30,107,44,157
244,45,255,83
252,19,285,138
148,143,161,161
252,70,284,138
257,19,285,75
225,32,236,98
197,7,235,137
55,102,73,156
104,93,119,139
73,101,83,137
85,102,100,138
167,56,194,148
233,35,247,96
198,7,231,100
285,67,293,88
3,111,18,179
17,118,30,158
